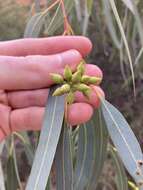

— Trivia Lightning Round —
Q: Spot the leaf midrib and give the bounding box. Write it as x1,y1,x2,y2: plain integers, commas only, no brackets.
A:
102,100,137,168
34,96,58,189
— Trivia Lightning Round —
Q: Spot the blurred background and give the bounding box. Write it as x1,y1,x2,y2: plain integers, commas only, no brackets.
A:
0,0,143,189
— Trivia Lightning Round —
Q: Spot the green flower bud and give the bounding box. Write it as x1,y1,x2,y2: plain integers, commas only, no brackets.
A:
66,92,74,104
60,84,70,93
53,84,70,96
77,62,85,75
50,73,64,84
83,89,91,99
72,71,81,83
88,77,102,85
80,60,86,65
53,87,64,96
81,75,91,83
74,83,90,92
64,65,72,81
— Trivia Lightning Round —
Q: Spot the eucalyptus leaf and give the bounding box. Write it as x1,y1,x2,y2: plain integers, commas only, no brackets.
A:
101,99,143,185
74,123,89,190
19,132,34,166
6,155,19,190
88,108,108,189
45,177,51,190
109,145,128,190
109,0,135,95
0,142,5,190
26,86,65,190
121,0,134,14
86,0,93,14
24,13,45,37
0,161,5,190
82,3,90,35
102,0,121,49
12,136,23,190
55,122,73,190
121,0,143,47
74,108,108,190
45,0,74,35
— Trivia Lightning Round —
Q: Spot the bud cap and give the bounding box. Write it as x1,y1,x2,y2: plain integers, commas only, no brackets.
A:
64,65,72,81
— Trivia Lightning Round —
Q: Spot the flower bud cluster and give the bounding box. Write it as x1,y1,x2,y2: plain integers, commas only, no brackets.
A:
50,60,102,104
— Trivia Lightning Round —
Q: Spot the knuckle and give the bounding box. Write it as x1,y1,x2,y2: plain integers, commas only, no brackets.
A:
21,109,32,127
0,90,8,105
25,56,48,84
56,54,63,67
26,93,37,106
25,56,41,73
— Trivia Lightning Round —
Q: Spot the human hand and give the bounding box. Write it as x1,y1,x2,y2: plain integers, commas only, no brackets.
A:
0,36,104,141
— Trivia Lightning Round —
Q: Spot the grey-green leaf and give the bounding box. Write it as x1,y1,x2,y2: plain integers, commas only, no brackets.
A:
74,108,108,190
0,161,5,190
121,0,134,14
102,0,121,49
55,122,73,190
24,13,45,37
0,142,5,190
20,132,34,166
45,0,74,35
101,99,143,184
6,155,19,190
109,145,128,190
74,123,89,190
26,86,65,190
87,108,108,189
86,0,93,14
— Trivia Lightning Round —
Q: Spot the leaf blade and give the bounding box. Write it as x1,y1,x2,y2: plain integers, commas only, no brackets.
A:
109,0,135,95
26,86,65,190
0,142,5,190
24,13,45,37
6,155,19,190
87,108,108,189
109,145,128,190
55,123,73,190
101,99,143,184
121,0,134,14
74,108,108,190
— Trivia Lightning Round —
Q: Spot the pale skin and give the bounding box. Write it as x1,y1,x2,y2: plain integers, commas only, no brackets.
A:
0,36,104,141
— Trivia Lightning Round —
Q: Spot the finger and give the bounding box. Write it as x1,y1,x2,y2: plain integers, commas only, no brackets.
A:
10,103,93,133
8,86,104,109
67,103,93,126
0,104,11,142
74,86,105,108
8,89,49,108
0,90,8,105
0,50,81,90
0,36,92,57
85,64,103,78
7,64,103,108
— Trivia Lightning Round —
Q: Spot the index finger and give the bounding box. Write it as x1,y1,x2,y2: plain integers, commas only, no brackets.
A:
0,36,92,57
